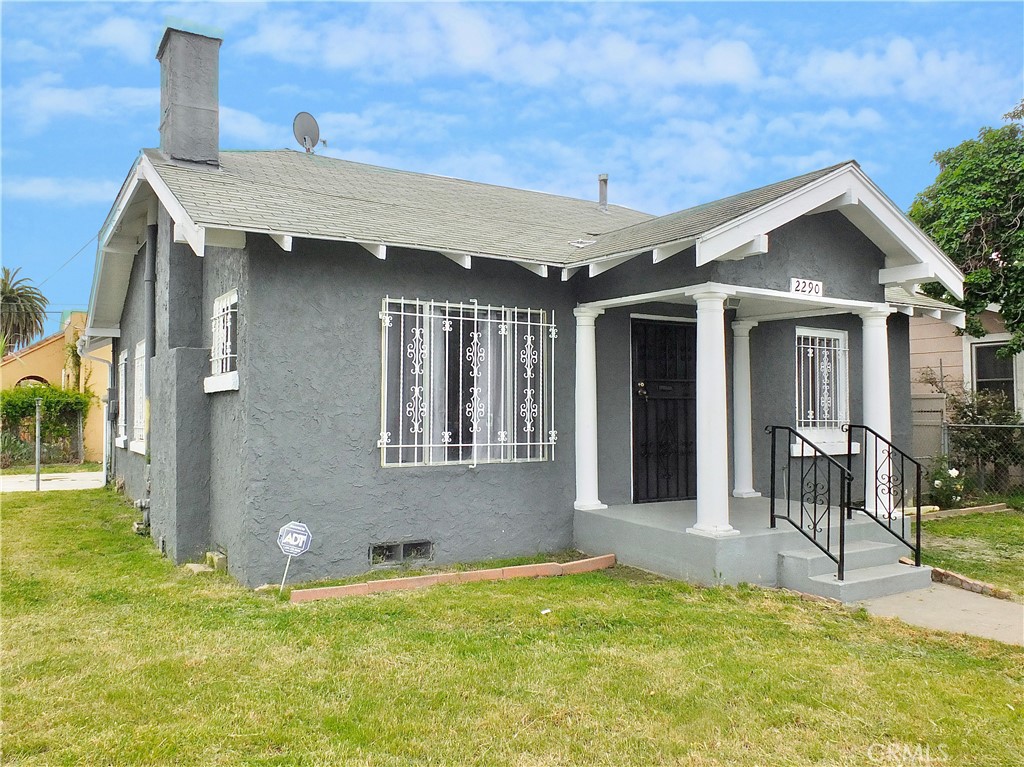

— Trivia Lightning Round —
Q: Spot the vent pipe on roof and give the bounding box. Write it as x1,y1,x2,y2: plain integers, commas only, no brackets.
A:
156,28,222,166
598,174,608,212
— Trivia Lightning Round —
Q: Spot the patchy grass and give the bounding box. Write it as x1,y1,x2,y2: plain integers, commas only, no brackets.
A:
0,461,101,475
921,510,1024,598
2,489,1023,766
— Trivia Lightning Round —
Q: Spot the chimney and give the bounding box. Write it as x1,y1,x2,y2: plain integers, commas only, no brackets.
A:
598,174,608,211
156,28,222,166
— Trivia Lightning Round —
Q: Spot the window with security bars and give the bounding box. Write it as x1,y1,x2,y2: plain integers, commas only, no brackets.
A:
133,341,146,444
210,289,238,375
795,328,849,441
378,297,557,466
116,350,128,443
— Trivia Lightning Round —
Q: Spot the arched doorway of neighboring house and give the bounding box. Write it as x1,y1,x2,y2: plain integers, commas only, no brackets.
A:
15,376,48,387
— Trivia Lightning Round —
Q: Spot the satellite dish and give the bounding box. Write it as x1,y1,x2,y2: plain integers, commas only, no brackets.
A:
293,112,320,154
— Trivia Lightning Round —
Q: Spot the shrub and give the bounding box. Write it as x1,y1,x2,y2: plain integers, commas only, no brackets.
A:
0,432,31,468
928,455,967,509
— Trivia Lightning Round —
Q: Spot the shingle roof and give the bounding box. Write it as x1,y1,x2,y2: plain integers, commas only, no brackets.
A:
571,161,854,263
145,149,653,265
885,286,961,312
144,149,854,267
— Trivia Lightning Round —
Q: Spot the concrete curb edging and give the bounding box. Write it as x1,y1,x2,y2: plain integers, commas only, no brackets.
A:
290,554,616,603
899,556,1014,600
922,503,1009,520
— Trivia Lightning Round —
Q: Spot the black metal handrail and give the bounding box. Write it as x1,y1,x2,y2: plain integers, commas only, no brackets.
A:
844,424,923,567
767,426,854,580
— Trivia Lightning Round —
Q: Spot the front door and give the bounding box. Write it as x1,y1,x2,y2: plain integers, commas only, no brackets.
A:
632,320,697,502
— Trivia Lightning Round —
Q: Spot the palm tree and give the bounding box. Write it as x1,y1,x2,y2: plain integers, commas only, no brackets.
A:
1,267,48,352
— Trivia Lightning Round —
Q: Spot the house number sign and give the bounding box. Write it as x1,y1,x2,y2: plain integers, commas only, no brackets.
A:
790,278,823,297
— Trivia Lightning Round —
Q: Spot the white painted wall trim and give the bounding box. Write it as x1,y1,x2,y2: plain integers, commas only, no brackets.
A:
129,440,146,455
629,313,697,324
115,437,127,449
204,370,240,394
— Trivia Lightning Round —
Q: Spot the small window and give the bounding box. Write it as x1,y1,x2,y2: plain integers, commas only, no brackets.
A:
116,350,128,446
795,328,850,449
205,289,239,393
378,297,557,467
131,341,146,453
973,344,1015,403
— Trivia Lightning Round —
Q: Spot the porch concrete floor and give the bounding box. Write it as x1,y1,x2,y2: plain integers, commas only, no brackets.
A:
574,496,918,596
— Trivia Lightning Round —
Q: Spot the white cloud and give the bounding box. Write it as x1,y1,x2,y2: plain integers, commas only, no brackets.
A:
795,37,1016,119
4,176,121,205
235,3,763,102
5,75,158,130
220,107,287,147
765,108,886,138
84,17,155,64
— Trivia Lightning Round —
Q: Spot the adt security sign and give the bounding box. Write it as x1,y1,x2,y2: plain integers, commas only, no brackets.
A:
278,522,312,557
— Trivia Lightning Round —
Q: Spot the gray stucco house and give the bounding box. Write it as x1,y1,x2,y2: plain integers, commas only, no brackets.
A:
84,29,964,599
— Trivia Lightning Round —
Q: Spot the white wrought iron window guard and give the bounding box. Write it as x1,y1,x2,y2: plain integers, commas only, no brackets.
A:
116,349,128,446
209,289,238,376
378,296,557,467
132,340,146,450
794,327,850,454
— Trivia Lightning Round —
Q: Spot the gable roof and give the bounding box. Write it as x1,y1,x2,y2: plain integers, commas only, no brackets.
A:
86,149,964,339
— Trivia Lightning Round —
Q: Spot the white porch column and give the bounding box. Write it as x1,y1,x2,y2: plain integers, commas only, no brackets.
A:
861,308,894,514
860,309,893,440
574,307,606,511
731,320,760,498
688,291,738,537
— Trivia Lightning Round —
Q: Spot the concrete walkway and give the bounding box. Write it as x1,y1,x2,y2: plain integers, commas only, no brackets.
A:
0,471,106,493
860,583,1024,646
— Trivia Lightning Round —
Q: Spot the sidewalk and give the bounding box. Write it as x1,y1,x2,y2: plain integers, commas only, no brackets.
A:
0,471,106,493
860,583,1024,646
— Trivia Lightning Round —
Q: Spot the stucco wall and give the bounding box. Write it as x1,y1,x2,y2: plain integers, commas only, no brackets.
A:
202,245,249,568
235,237,579,587
111,246,148,502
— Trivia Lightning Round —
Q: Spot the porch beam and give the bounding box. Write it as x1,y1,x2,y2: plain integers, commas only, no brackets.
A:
573,307,606,511
271,233,294,252
688,290,739,537
561,267,581,282
878,263,935,285
359,242,387,260
731,321,760,498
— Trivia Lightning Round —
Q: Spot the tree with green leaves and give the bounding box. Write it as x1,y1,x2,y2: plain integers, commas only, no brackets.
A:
1,267,48,352
909,102,1024,352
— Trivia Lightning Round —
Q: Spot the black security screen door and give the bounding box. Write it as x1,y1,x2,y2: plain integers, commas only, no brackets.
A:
632,320,698,502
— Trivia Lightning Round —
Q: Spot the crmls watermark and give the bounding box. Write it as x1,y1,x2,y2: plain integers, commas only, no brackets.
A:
867,742,950,765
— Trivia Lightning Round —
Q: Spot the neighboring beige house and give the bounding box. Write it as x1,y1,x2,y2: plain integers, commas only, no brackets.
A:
0,311,110,462
907,299,1019,461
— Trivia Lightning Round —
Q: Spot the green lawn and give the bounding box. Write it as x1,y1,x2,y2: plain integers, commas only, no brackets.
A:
0,461,101,475
921,510,1024,598
3,490,1022,766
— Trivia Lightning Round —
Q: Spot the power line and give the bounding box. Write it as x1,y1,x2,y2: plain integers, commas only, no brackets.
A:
37,233,98,288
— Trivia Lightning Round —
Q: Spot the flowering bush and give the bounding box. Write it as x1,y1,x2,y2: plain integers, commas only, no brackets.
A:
929,456,967,509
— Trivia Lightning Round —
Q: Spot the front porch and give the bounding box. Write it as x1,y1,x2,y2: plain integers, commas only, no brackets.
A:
574,496,932,601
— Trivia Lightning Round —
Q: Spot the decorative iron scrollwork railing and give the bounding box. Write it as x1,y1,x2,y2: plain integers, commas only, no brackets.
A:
767,425,853,580
844,424,923,567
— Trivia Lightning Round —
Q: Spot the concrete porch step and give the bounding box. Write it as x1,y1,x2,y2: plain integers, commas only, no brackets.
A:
779,540,905,580
802,563,933,602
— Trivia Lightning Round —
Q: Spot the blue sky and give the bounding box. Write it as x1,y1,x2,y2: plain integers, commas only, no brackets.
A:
3,1,1022,336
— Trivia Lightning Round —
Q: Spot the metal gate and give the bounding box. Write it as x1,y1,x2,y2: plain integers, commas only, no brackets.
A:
631,320,697,502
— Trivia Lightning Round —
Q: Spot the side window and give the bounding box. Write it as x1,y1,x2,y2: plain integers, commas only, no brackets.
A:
116,349,128,446
205,289,239,393
972,343,1015,403
131,341,146,452
795,327,849,446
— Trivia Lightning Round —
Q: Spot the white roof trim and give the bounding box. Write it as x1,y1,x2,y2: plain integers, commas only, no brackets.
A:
686,164,962,299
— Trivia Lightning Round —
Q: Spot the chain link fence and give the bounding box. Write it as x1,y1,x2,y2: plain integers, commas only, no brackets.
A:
942,423,1024,495
0,410,85,468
